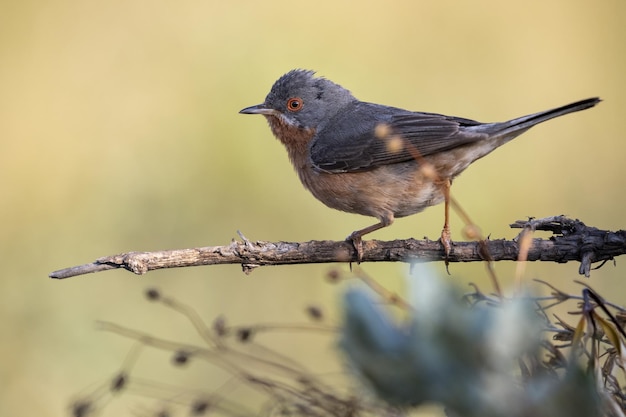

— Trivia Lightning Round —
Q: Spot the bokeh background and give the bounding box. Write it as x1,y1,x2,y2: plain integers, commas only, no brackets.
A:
1,0,625,415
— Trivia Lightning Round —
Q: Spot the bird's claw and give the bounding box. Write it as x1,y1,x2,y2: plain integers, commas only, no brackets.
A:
347,232,364,263
440,225,452,273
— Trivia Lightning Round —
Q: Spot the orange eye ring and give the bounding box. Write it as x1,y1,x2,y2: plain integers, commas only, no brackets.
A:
286,97,303,112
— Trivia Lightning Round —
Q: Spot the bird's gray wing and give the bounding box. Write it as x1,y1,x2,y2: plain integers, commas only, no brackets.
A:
309,102,488,173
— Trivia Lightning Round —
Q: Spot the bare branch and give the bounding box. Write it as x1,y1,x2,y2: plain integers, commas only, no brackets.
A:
49,216,626,280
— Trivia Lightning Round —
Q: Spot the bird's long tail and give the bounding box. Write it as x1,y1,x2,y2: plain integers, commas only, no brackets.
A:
486,97,600,140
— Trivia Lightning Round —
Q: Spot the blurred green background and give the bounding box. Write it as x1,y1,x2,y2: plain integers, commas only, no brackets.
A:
1,0,625,415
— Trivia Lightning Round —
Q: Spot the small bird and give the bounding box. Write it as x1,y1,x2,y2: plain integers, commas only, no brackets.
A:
240,69,599,260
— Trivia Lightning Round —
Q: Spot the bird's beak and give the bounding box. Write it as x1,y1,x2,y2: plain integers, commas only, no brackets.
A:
239,104,277,115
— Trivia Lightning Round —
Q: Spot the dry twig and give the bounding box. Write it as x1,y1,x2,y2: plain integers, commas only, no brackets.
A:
49,216,625,280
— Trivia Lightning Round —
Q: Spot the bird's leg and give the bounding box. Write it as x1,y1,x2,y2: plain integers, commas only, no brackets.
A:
347,214,394,262
440,179,452,261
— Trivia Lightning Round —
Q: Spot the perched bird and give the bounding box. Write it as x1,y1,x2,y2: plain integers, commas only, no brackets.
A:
240,69,599,260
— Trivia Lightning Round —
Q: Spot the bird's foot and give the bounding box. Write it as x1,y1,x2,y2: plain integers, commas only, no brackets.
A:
440,225,452,273
346,232,364,263
440,225,452,256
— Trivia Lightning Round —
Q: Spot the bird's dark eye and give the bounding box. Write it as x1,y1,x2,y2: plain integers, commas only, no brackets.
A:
286,97,303,112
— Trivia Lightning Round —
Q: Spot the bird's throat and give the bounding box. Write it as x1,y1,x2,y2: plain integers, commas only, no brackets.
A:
264,115,315,170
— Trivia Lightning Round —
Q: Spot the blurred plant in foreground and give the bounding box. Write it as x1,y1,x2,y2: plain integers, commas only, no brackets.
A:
69,287,400,417
341,265,620,417
70,267,626,417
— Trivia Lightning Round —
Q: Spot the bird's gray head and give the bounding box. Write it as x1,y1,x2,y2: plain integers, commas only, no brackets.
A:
240,69,356,130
